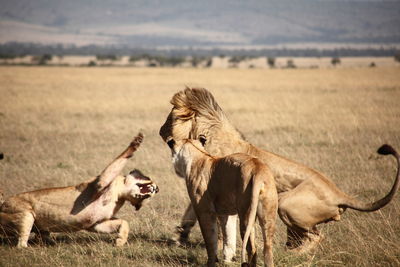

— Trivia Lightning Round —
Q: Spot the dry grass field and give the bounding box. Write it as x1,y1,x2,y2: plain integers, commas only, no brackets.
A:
0,66,400,266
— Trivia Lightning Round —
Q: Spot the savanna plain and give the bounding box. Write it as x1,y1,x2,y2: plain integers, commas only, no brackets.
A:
0,66,399,266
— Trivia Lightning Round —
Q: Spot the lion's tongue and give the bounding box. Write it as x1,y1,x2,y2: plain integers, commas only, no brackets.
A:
140,184,151,194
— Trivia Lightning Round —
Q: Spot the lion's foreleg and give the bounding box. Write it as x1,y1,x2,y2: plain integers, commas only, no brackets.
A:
95,134,143,193
176,203,197,244
88,218,129,246
218,214,237,262
197,212,218,267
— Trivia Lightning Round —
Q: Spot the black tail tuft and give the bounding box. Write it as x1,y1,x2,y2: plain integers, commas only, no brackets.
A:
377,144,396,156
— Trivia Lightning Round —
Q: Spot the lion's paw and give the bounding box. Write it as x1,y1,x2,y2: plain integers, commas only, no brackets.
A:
115,238,127,247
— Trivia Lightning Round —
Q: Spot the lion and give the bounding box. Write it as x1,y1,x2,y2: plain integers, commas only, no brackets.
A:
167,137,278,267
159,87,400,259
0,133,159,247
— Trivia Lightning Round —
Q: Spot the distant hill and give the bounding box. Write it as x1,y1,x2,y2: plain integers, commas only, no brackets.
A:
1,0,400,47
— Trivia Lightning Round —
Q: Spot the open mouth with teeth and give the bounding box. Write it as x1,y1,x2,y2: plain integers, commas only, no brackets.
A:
136,183,158,198
133,183,158,211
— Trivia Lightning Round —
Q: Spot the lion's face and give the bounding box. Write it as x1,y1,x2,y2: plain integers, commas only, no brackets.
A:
124,169,159,210
159,109,194,143
167,138,206,179
160,88,244,158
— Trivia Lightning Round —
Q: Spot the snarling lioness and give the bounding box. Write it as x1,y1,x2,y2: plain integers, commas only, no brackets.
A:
0,133,159,247
159,87,400,259
168,138,278,267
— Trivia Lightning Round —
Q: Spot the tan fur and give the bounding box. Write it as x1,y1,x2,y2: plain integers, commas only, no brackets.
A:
160,87,400,254
0,134,159,247
0,190,4,206
169,139,278,267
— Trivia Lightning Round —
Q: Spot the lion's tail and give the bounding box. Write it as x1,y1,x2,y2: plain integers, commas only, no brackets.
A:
241,173,263,266
342,144,400,212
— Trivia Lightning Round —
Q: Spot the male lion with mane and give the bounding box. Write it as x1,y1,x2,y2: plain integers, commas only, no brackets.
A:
159,87,400,260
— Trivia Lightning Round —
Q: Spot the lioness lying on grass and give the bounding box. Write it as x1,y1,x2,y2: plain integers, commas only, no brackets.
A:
0,133,159,247
167,137,278,267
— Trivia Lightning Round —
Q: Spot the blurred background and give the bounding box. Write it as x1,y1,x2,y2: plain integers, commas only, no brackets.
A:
1,0,400,67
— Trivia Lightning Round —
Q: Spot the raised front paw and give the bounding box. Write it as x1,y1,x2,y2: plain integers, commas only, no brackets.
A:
124,133,144,158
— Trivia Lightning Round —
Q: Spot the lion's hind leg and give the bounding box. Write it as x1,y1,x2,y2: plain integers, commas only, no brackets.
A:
0,212,18,245
257,197,277,267
285,226,323,253
238,219,257,267
18,212,35,248
238,198,257,267
0,211,35,248
88,218,129,246
280,212,323,254
218,214,237,263
278,187,334,253
31,228,55,246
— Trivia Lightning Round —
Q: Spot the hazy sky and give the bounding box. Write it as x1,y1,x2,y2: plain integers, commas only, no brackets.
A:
1,0,399,47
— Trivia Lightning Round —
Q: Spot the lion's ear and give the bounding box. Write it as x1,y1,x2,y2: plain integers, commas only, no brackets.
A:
199,135,207,147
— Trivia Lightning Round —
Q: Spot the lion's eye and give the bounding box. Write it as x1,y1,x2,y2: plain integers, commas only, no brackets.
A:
199,135,207,146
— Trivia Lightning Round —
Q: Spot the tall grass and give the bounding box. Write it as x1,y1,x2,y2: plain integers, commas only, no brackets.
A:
0,66,399,266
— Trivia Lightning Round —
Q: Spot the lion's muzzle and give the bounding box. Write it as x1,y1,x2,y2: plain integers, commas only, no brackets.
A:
132,182,159,211
136,182,159,199
139,183,159,194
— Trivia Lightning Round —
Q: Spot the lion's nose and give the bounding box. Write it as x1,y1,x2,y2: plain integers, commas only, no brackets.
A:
159,125,169,141
167,138,175,149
